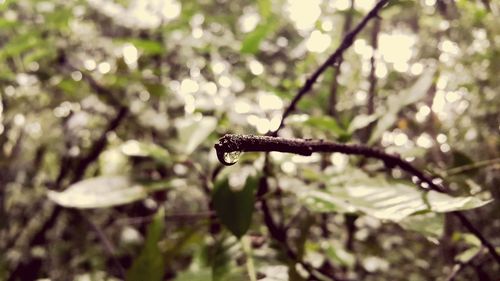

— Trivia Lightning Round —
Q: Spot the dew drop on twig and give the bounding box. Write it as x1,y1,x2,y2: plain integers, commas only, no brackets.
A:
223,151,242,165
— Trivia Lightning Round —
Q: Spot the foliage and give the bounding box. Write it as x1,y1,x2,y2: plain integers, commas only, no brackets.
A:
1,0,499,280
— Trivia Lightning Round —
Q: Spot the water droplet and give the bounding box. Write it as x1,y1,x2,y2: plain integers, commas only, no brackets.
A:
223,151,242,165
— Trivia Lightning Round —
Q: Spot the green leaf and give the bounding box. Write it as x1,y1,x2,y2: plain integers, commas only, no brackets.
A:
174,269,212,281
126,208,166,281
297,177,491,222
304,116,347,137
47,176,148,208
323,242,356,268
144,82,167,97
257,0,272,18
121,140,170,164
399,213,444,240
367,113,397,145
0,18,16,29
347,114,378,133
368,67,436,144
115,38,165,55
212,176,257,238
57,78,80,95
396,67,436,109
424,191,491,212
456,247,481,263
240,19,277,54
0,32,41,61
176,116,217,155
23,46,56,64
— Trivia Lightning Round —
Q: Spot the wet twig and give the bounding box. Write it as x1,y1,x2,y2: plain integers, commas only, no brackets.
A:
214,134,500,265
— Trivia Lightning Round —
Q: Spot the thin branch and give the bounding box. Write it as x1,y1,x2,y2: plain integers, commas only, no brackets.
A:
367,17,381,116
258,175,342,281
83,214,126,278
360,16,381,143
272,0,389,135
215,134,443,189
328,0,355,117
72,106,128,182
214,134,500,265
443,158,500,177
115,211,214,225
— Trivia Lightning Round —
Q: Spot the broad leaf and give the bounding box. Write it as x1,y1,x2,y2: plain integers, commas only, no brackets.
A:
397,66,436,108
121,140,170,164
347,114,378,133
176,116,217,155
368,112,397,145
456,247,481,263
126,208,166,281
399,213,444,240
0,31,41,61
298,177,491,222
305,116,347,137
212,176,257,238
47,176,171,208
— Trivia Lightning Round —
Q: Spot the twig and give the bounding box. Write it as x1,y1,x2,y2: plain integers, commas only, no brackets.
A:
83,214,126,278
367,17,381,117
72,105,128,182
214,134,500,265
216,134,440,186
115,211,214,225
328,0,355,117
258,175,342,281
444,158,500,176
272,0,390,135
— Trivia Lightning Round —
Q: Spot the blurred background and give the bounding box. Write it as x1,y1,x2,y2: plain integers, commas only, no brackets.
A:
0,0,499,280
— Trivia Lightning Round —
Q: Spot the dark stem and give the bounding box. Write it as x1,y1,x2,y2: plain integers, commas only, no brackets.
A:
258,175,342,281
214,134,500,265
215,135,443,191
72,106,128,182
83,214,126,278
272,0,390,136
367,17,381,116
328,0,355,117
